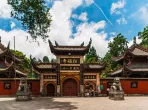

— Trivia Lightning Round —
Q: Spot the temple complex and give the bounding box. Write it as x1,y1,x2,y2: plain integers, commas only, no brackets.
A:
31,39,105,96
109,37,148,78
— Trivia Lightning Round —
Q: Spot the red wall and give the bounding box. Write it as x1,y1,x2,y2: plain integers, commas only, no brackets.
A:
0,80,40,96
100,79,148,94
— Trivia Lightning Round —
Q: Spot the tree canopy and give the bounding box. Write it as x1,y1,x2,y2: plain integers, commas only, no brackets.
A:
8,0,52,40
43,56,50,63
85,46,100,63
138,25,148,48
108,33,128,57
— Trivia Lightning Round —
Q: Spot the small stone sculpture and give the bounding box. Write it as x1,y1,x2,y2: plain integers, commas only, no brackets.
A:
109,77,124,100
16,77,32,101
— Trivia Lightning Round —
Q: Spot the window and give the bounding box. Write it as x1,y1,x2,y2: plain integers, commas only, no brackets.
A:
4,82,11,90
131,81,138,88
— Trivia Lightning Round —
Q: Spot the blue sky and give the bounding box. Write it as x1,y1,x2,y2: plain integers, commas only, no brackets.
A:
0,0,148,59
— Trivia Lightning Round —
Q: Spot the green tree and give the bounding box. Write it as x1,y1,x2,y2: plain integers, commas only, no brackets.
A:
27,72,36,78
85,46,100,63
138,25,148,48
43,56,50,63
51,58,56,63
8,0,52,40
108,33,128,57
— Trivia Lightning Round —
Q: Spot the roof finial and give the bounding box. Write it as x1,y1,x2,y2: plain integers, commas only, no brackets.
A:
133,36,136,44
0,36,1,42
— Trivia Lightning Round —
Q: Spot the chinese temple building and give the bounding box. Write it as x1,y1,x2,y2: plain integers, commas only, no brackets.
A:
0,38,26,78
31,39,105,96
109,37,148,78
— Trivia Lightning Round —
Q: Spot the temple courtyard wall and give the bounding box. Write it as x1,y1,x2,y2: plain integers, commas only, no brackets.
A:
1,78,148,96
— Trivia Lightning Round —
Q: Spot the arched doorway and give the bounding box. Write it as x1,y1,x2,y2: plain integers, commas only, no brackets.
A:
46,84,55,96
63,78,78,96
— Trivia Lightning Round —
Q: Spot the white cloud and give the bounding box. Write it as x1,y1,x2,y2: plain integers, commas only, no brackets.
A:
110,0,126,15
116,18,127,25
110,32,116,36
72,21,109,57
83,0,93,6
71,14,78,19
11,22,16,29
0,0,111,60
71,12,88,21
128,36,142,47
78,12,88,21
0,29,55,60
131,5,148,24
0,0,12,18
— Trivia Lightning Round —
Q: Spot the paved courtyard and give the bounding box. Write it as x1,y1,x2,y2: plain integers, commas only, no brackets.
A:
0,96,148,110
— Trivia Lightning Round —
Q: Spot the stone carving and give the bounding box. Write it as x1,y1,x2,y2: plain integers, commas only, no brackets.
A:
109,77,124,100
16,77,32,101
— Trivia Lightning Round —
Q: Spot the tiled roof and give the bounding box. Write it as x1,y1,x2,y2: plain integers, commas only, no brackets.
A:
112,44,148,62
108,67,123,76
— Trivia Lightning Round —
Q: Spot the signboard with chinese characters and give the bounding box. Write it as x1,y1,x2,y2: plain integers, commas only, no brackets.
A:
60,58,80,64
44,75,56,79
4,82,11,89
131,81,138,88
60,66,80,71
84,75,96,79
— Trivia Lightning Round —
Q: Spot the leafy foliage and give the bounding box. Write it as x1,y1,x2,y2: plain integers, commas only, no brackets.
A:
43,56,50,63
138,25,148,48
85,46,100,63
8,0,52,40
108,33,128,57
11,49,30,72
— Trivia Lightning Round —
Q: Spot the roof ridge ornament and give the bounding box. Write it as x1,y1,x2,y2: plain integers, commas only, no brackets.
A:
80,42,84,46
55,41,59,46
133,36,136,44
7,41,10,49
0,36,1,42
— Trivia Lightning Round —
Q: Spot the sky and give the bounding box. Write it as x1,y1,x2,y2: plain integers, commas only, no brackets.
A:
0,0,147,60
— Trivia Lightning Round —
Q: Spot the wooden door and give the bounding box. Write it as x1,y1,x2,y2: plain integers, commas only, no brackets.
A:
63,79,77,96
46,84,55,96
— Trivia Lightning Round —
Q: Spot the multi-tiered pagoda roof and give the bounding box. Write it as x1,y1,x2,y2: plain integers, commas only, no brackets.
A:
0,38,26,78
109,37,148,77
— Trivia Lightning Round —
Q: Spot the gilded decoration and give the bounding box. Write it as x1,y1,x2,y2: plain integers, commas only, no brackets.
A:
60,58,80,64
60,72,79,75
74,75,80,80
60,75,66,81
60,72,80,81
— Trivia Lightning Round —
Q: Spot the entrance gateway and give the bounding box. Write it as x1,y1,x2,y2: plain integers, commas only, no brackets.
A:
31,39,105,96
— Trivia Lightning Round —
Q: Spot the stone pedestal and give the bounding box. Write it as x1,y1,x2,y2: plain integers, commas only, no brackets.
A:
16,77,32,101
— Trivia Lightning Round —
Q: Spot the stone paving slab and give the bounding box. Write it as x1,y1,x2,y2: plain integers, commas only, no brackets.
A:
0,96,148,110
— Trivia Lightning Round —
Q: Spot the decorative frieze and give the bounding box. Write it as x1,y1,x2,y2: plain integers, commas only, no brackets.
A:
84,75,96,79
60,66,80,70
44,75,56,79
